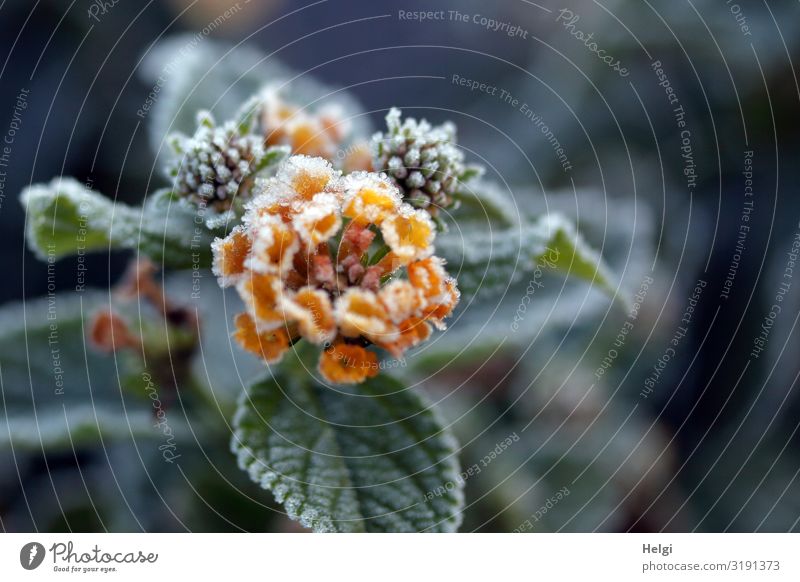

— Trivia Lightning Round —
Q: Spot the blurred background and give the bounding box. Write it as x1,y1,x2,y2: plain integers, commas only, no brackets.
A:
2,0,800,532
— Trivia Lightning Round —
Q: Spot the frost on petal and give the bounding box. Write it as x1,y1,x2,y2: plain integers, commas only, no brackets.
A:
237,272,285,331
381,206,435,263
275,155,337,201
341,172,401,225
407,257,460,327
245,179,298,219
422,278,460,329
378,280,422,324
247,215,300,275
407,256,448,300
233,312,291,364
281,287,336,344
318,342,379,384
211,226,251,286
376,316,432,357
335,288,397,343
292,193,341,246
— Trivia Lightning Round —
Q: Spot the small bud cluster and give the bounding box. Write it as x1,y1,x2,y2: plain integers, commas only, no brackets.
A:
167,112,266,211
212,155,459,384
372,108,480,216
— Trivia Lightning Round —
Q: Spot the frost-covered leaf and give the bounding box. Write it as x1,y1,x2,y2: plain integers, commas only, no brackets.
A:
539,214,619,298
439,213,617,300
20,179,220,269
232,356,463,532
451,179,521,226
137,189,218,268
250,144,290,175
21,177,137,261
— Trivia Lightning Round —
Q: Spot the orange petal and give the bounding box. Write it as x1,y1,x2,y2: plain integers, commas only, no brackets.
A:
381,208,434,263
281,287,336,344
379,280,422,323
233,312,291,364
279,156,335,200
211,227,251,285
318,342,379,384
89,310,138,353
335,288,397,342
408,257,447,300
292,193,341,246
421,279,460,328
377,316,431,357
342,176,401,225
238,272,285,330
249,218,299,275
290,120,332,158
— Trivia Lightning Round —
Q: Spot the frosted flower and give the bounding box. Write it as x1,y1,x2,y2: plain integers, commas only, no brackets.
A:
167,111,267,211
380,206,435,264
241,86,351,160
341,172,401,226
371,108,482,217
212,155,459,384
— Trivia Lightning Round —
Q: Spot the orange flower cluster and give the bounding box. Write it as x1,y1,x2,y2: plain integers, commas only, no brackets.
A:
258,88,349,160
212,155,460,384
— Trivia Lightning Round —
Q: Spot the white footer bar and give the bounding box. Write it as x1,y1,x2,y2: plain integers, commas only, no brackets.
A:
1,533,796,580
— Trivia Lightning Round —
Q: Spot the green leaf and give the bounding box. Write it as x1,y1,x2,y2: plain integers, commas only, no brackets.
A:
21,179,219,269
21,178,135,261
137,189,217,268
250,144,290,175
438,213,618,301
231,354,463,532
451,180,520,226
536,214,618,298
